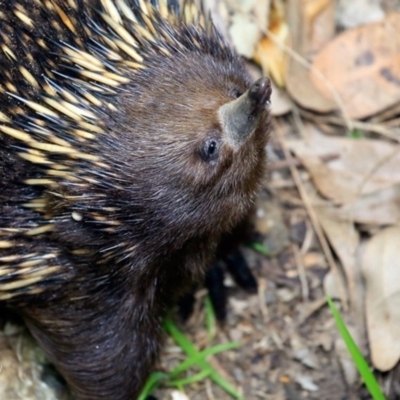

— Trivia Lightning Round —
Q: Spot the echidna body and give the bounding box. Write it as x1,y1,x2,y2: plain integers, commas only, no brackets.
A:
0,0,271,398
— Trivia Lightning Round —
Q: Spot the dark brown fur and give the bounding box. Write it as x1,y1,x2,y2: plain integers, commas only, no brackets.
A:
0,1,271,398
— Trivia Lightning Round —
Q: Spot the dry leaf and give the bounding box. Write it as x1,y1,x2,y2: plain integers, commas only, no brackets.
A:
323,270,346,303
303,0,336,54
285,0,337,112
362,226,400,371
226,0,269,58
336,0,385,29
293,153,356,203
311,13,400,119
306,184,364,330
254,1,288,86
286,126,400,203
229,13,262,58
335,327,360,385
304,0,332,20
270,80,292,115
253,0,272,38
317,210,361,305
333,185,400,225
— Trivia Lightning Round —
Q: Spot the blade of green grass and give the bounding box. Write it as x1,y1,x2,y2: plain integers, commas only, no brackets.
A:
205,296,216,341
348,129,364,139
164,317,243,399
168,369,212,386
169,342,241,379
137,371,167,400
251,242,271,256
327,297,386,400
139,342,237,398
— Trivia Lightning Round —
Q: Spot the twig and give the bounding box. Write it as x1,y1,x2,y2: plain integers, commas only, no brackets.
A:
298,297,328,325
273,119,348,309
257,278,270,322
299,109,400,142
269,152,339,170
292,243,309,301
205,379,216,400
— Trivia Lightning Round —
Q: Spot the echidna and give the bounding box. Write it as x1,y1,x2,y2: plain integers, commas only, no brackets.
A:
0,0,271,398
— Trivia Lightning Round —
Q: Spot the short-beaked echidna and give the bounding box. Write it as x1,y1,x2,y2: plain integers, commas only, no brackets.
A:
0,0,271,398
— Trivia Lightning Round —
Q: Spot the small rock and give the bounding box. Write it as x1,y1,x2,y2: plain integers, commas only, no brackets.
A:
295,375,319,392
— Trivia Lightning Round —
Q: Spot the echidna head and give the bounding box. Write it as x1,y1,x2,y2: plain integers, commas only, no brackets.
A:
0,0,271,257
100,48,271,243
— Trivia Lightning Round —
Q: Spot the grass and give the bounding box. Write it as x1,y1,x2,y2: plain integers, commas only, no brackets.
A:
327,297,386,400
348,129,365,138
137,298,243,400
251,241,271,256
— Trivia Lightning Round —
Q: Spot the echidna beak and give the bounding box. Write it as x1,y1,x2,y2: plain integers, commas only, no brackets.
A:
248,77,272,109
219,77,271,149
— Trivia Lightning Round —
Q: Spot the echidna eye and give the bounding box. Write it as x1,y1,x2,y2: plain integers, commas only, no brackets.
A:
232,89,243,99
200,139,220,162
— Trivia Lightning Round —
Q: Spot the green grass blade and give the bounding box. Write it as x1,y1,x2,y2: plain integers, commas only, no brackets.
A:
348,129,364,138
205,296,216,341
164,316,197,352
169,342,241,378
251,242,271,256
164,317,243,399
327,297,386,400
137,371,167,400
169,369,212,386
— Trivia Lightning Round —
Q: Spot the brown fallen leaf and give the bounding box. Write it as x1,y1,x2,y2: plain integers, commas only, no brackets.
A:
254,1,288,87
335,327,360,385
304,0,336,54
311,13,400,119
333,185,400,226
362,226,400,371
336,0,385,29
286,126,400,204
227,0,270,59
229,13,262,59
270,80,292,115
293,153,356,203
317,209,362,309
284,0,337,112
